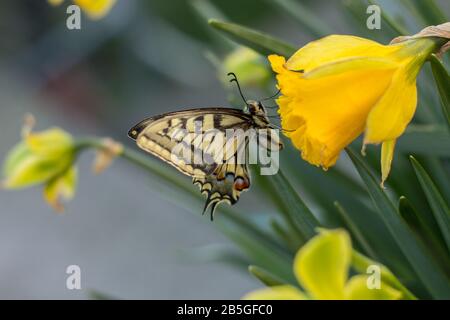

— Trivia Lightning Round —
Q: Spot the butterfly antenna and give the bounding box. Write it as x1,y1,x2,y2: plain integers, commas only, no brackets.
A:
261,88,281,101
227,72,248,105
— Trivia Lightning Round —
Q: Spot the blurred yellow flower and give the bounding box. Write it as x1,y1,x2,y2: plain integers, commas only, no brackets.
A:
244,229,402,300
2,116,77,212
48,0,116,19
269,35,442,185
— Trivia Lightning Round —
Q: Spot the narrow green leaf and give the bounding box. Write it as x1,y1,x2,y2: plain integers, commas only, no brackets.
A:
88,290,117,300
409,0,447,24
270,219,302,251
410,156,450,255
265,0,332,36
347,148,450,299
334,201,378,260
208,19,296,57
222,225,297,285
189,0,236,51
264,169,320,240
398,125,450,156
429,54,450,126
399,196,450,273
369,0,409,35
282,144,418,282
248,265,285,287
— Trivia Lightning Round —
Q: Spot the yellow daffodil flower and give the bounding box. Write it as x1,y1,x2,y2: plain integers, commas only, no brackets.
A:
244,229,403,300
48,0,116,19
2,117,77,212
269,32,448,185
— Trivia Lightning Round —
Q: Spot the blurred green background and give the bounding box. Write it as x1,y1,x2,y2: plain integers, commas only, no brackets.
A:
0,0,448,299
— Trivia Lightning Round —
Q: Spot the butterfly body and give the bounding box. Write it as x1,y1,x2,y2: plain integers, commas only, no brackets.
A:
128,101,282,220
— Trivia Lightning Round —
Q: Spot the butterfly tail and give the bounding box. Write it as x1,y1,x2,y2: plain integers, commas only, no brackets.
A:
202,195,220,221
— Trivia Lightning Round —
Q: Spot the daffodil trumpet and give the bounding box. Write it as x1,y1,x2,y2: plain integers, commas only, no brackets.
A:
269,22,450,186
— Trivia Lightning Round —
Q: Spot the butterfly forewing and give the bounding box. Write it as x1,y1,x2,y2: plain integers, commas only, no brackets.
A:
129,108,254,178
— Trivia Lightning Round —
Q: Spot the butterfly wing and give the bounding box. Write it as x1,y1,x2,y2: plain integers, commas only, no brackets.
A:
194,155,251,220
128,108,254,178
128,107,283,219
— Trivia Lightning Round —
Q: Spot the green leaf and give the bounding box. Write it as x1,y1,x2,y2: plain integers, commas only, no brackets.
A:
347,148,450,299
222,224,297,285
334,201,378,260
264,0,332,36
429,54,450,127
410,156,450,255
208,19,296,57
263,169,320,240
368,0,409,36
88,290,117,300
249,265,285,287
399,196,450,273
283,145,415,280
409,0,447,24
270,219,302,252
398,125,450,157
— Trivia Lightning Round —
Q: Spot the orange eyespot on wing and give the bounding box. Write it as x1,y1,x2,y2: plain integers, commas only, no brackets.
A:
193,163,251,220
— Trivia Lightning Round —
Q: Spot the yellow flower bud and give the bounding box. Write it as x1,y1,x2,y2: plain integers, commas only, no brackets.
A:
2,123,77,212
221,47,271,89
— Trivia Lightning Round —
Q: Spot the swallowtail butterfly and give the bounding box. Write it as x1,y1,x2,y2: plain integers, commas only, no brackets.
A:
128,73,282,220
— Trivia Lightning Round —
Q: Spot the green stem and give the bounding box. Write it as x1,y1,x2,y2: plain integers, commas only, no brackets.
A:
75,138,187,189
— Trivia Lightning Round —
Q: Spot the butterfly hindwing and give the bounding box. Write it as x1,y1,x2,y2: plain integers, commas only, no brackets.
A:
193,162,251,220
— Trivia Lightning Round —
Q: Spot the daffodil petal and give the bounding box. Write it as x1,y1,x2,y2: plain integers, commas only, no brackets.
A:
344,275,402,300
364,70,418,143
294,229,351,299
26,128,74,159
243,285,307,300
380,139,396,187
3,142,32,177
269,54,395,168
303,57,398,80
285,35,400,72
74,0,116,19
44,166,78,212
2,156,64,189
